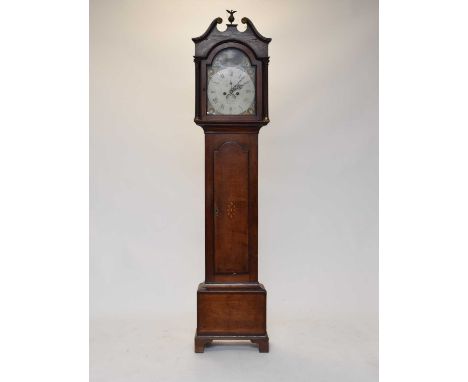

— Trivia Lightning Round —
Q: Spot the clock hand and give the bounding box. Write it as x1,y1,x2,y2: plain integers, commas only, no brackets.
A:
225,74,247,99
232,77,244,89
229,82,248,97
236,81,248,90
228,76,244,94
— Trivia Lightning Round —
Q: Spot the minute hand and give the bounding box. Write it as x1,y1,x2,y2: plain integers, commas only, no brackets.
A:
229,75,245,92
231,81,248,92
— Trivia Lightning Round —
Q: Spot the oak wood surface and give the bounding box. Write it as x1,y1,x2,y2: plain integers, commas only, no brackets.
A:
214,141,249,274
205,133,258,283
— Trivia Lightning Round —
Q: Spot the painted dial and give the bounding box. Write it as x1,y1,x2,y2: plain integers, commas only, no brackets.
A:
207,67,255,115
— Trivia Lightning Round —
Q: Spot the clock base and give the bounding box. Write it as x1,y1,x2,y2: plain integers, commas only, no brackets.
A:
195,282,268,353
194,333,269,353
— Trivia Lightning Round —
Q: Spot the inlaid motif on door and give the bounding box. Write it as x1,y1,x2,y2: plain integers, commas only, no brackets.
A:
213,141,249,274
226,201,237,219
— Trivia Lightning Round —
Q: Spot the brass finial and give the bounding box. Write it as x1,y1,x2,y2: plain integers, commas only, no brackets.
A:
226,10,237,25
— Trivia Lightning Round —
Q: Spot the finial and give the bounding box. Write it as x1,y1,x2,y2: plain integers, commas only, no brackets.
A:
226,10,237,25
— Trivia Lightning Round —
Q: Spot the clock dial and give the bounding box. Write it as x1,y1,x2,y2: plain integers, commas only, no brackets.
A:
207,49,256,115
208,68,255,115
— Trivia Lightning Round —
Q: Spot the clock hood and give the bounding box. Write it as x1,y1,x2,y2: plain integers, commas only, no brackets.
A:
193,17,271,59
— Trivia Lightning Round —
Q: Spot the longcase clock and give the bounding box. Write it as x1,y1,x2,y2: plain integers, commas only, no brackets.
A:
193,11,271,353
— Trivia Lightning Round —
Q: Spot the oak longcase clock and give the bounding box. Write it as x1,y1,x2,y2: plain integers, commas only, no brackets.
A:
193,11,271,353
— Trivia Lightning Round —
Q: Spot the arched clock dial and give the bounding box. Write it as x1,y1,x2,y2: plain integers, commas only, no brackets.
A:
208,67,255,115
206,48,256,116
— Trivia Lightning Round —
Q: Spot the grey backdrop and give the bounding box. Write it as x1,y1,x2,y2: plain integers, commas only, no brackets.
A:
91,0,378,380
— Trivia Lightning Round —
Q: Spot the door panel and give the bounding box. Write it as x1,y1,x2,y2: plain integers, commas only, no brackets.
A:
213,141,249,274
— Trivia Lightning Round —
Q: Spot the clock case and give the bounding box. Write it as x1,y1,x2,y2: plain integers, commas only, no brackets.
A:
193,17,271,353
